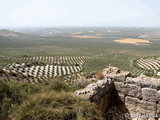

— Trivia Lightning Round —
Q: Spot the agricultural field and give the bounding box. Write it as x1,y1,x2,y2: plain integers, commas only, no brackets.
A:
114,38,151,45
135,56,160,76
0,27,160,83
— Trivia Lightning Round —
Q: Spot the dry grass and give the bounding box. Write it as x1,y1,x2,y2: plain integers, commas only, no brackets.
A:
46,78,69,92
12,91,102,120
96,72,103,80
73,78,92,89
114,38,151,45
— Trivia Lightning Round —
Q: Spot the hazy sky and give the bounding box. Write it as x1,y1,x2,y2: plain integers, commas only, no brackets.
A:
0,0,160,27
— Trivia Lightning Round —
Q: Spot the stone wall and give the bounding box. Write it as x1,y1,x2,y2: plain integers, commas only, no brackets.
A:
114,75,160,120
75,75,160,120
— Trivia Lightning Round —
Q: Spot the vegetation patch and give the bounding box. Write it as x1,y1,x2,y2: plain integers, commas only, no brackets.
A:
12,90,102,120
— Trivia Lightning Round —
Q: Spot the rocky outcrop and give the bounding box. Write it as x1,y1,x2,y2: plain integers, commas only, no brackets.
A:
75,79,131,120
75,67,160,120
102,66,130,79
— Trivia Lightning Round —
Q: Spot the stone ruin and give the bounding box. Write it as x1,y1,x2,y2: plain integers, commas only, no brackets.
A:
75,67,160,120
102,66,130,79
103,66,120,74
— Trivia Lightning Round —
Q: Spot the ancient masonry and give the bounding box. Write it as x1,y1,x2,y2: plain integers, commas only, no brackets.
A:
75,67,160,120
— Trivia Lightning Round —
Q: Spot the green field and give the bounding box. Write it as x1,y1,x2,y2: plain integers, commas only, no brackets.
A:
1,27,160,82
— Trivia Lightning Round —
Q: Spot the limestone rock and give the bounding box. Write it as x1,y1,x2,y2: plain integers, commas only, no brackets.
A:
125,96,141,114
126,84,142,98
114,82,142,98
114,82,127,94
74,79,109,99
74,66,160,120
140,100,157,114
102,66,120,75
118,93,125,102
126,75,160,89
157,103,160,115
102,66,130,82
142,88,159,103
158,90,160,101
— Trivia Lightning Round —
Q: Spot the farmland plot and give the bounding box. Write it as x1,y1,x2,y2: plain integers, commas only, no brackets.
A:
1,55,89,83
136,57,160,74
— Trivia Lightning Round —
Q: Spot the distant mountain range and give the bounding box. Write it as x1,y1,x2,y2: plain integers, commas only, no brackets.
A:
0,29,23,37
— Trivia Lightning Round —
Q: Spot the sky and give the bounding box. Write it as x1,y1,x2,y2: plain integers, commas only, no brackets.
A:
0,0,160,27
